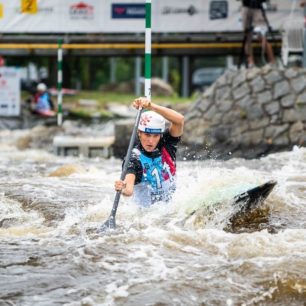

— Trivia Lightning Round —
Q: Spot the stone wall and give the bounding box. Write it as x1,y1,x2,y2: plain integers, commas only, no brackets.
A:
182,66,306,159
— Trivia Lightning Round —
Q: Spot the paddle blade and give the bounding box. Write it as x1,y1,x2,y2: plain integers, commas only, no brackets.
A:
97,216,116,233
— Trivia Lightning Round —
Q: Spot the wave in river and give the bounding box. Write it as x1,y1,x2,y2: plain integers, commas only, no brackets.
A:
0,130,305,305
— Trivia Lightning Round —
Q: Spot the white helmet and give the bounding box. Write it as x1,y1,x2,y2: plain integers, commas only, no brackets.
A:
138,111,165,134
37,83,47,92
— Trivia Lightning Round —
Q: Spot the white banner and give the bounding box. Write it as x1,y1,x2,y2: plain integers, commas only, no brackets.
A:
0,67,21,117
0,0,103,33
0,0,303,33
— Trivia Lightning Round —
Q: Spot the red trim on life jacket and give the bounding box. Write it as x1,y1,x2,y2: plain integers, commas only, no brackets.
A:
161,147,176,176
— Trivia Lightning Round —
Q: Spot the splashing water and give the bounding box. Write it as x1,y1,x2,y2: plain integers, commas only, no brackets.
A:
0,127,306,305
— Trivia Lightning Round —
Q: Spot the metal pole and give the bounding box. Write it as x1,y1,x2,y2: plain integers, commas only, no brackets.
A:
57,39,63,126
162,56,169,82
110,57,116,83
135,56,142,96
182,56,190,97
226,55,234,69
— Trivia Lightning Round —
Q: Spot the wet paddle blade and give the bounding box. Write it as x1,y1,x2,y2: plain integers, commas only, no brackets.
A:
97,216,116,233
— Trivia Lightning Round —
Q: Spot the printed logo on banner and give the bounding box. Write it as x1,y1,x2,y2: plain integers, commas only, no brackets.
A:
209,1,228,20
162,5,198,16
14,6,53,14
70,2,94,20
21,0,38,14
112,4,145,19
0,3,3,18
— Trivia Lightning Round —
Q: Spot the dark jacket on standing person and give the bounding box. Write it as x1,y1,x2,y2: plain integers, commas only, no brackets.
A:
242,0,266,9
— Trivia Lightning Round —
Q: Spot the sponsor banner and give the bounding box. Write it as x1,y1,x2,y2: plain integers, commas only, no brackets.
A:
0,0,303,33
105,0,304,33
0,0,58,33
0,67,21,117
157,0,304,32
0,0,102,33
112,3,145,19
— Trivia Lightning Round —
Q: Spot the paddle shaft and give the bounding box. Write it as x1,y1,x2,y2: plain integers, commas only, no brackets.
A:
108,108,142,220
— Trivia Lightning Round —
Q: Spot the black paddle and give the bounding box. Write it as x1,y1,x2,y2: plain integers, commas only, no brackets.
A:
97,108,143,232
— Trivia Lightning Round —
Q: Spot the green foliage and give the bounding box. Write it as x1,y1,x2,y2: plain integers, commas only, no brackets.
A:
69,108,113,119
115,57,135,83
61,90,191,120
170,69,180,93
193,56,226,67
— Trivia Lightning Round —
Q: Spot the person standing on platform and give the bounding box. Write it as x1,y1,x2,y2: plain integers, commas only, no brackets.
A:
241,0,276,67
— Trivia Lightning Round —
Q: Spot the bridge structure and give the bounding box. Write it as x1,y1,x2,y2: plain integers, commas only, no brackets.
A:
0,32,282,97
0,31,282,96
0,31,283,55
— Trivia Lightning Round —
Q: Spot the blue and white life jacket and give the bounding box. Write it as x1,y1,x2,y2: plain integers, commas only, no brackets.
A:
132,147,176,207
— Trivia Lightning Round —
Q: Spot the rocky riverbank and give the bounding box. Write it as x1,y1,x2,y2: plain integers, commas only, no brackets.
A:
182,65,306,159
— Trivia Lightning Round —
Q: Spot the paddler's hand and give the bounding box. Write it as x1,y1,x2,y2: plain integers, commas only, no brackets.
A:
133,97,152,110
115,180,127,192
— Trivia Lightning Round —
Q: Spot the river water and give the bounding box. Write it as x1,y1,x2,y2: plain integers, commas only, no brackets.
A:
0,124,305,306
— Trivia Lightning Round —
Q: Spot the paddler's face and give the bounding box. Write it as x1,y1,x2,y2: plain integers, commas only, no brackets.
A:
138,131,161,152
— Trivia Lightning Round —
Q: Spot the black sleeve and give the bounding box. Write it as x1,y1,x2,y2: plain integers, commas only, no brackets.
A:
160,129,181,161
125,151,143,185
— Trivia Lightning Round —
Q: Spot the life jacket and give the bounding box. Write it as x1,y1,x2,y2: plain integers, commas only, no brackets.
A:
35,92,51,111
132,146,176,207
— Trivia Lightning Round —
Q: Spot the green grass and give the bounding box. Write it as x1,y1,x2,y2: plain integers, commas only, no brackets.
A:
22,90,194,120
23,90,194,106
62,90,193,106
63,91,136,106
